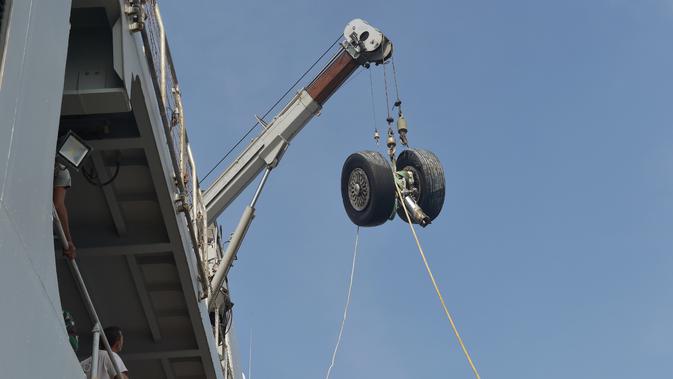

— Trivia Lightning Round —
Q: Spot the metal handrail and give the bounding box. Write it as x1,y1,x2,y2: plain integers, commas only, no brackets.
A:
138,1,209,297
136,1,232,372
53,206,122,379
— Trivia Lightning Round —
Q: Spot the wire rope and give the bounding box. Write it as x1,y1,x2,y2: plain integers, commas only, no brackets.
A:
395,185,482,379
382,63,392,124
391,56,401,105
325,226,360,379
368,70,379,143
200,34,343,184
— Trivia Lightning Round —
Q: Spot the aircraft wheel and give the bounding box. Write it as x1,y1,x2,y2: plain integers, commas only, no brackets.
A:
396,149,445,223
341,151,396,227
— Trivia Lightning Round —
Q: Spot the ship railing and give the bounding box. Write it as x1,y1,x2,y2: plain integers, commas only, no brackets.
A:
53,206,122,379
138,1,210,297
137,2,234,373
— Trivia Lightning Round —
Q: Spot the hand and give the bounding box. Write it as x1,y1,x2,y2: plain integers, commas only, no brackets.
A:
64,240,76,259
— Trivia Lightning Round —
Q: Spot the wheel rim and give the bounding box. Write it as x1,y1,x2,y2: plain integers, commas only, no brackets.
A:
348,168,370,211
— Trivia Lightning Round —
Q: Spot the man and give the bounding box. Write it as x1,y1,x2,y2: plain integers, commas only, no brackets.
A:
80,326,129,379
63,311,79,353
53,162,76,259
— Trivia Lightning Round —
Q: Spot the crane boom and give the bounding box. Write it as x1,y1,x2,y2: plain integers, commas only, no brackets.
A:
203,89,320,224
205,19,393,306
204,19,392,224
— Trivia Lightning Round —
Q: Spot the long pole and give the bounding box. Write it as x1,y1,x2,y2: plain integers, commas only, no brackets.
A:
90,323,102,379
53,207,122,377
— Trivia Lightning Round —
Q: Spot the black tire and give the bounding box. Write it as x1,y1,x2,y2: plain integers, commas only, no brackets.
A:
341,151,396,227
396,149,445,222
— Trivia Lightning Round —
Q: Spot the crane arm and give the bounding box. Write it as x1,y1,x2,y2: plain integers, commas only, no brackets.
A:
203,19,393,224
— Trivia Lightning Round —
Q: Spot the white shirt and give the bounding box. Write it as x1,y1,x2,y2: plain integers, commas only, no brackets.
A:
80,350,128,379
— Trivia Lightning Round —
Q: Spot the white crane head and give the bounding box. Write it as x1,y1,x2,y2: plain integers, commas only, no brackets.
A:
343,18,393,65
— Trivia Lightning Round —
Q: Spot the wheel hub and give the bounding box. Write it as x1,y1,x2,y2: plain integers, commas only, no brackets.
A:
348,168,370,211
401,165,421,201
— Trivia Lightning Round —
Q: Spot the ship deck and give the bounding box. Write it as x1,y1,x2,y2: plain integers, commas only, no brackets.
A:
54,2,232,378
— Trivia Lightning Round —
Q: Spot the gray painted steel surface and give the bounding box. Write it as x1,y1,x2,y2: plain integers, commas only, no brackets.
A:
0,0,86,378
0,1,239,377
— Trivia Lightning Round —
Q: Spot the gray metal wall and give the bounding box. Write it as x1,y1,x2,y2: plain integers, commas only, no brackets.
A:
0,0,86,377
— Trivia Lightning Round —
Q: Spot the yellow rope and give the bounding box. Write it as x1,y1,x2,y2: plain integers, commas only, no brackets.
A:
395,185,482,379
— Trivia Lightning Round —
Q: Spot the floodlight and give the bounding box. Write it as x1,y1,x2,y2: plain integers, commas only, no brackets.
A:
57,130,92,169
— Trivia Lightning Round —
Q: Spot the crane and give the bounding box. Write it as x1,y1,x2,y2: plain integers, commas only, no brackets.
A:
203,19,445,308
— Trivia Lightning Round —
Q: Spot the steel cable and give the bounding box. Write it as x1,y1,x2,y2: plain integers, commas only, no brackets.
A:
391,56,401,105
200,34,343,184
369,70,379,143
382,63,392,124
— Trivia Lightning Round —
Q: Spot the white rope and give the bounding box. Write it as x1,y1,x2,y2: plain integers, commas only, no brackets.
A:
325,226,360,379
248,328,252,379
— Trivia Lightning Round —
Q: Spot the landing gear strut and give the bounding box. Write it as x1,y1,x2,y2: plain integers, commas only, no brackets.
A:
340,149,445,228
395,149,445,224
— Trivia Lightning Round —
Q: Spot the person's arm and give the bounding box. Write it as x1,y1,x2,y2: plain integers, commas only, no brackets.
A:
111,353,129,379
105,360,128,379
53,186,76,259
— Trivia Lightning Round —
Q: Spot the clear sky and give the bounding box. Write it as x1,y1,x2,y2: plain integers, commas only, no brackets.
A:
161,1,673,378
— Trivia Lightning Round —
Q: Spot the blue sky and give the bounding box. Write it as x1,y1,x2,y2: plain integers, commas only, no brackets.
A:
161,1,673,378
